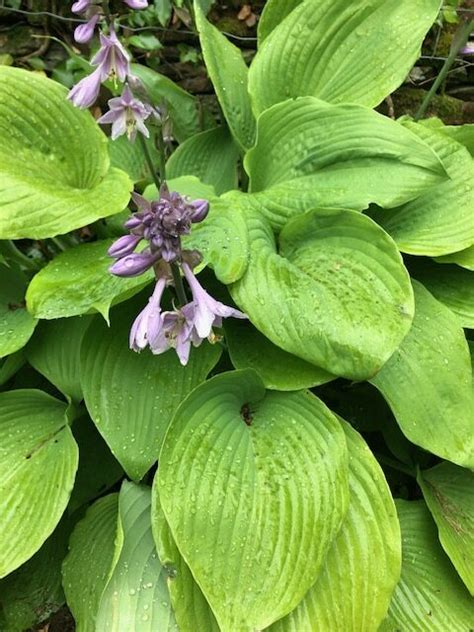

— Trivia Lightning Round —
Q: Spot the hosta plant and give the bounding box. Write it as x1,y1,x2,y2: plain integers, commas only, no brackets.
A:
0,0,473,630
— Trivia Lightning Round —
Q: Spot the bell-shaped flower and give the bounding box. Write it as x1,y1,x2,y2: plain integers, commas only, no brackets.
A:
91,28,131,83
129,277,166,351
109,251,159,277
98,85,152,141
74,13,100,44
182,263,247,339
67,66,103,109
150,304,202,365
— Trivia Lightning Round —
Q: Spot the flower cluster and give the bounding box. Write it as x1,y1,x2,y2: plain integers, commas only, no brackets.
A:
69,1,156,141
109,188,246,365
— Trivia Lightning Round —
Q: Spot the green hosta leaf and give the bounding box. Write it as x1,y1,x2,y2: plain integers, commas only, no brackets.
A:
144,175,216,202
412,261,474,328
422,119,474,156
418,462,474,595
244,98,447,228
257,0,303,41
184,195,251,284
96,483,178,632
248,0,440,114
62,494,118,632
26,316,92,402
230,209,414,380
109,134,160,184
131,64,201,143
157,370,349,631
0,518,71,632
435,246,474,271
152,498,219,632
26,240,152,320
80,300,221,481
69,415,123,513
0,350,25,386
194,1,256,151
371,121,474,256
224,318,334,390
370,281,474,467
167,126,239,195
380,500,474,631
271,421,401,632
0,67,131,239
0,264,37,358
0,390,78,577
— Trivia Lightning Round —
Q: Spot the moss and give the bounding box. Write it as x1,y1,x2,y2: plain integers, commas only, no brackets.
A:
378,87,474,124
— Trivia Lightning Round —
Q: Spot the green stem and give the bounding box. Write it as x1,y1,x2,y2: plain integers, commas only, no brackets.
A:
155,127,167,183
0,241,40,271
415,18,473,121
139,133,161,190
171,261,188,306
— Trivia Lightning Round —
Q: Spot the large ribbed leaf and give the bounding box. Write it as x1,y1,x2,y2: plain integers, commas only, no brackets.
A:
372,121,474,256
0,264,37,358
418,462,474,595
0,518,71,632
412,261,474,328
26,316,92,402
167,126,239,195
0,67,131,239
194,1,256,150
271,421,401,632
248,0,440,114
230,209,414,380
96,483,178,632
80,300,221,481
370,281,474,467
0,390,78,577
257,0,303,41
62,494,118,632
26,240,152,320
380,500,474,631
152,498,219,632
224,318,334,390
157,370,349,631
244,98,446,227
435,246,474,271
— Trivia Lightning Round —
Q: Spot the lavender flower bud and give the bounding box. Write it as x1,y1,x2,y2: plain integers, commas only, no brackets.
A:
74,14,100,44
72,0,90,13
122,0,149,7
108,234,142,258
67,67,103,109
109,251,158,277
191,199,209,223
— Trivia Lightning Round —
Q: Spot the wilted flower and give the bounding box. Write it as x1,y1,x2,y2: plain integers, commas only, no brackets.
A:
74,13,100,44
98,85,153,140
182,263,247,338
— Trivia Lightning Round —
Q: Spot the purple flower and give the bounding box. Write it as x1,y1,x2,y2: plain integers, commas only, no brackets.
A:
129,277,166,351
72,0,90,13
91,28,131,83
74,13,100,44
98,85,152,141
108,234,142,258
460,41,474,56
109,251,159,277
123,0,149,8
182,263,247,338
125,188,209,263
151,305,201,365
67,66,103,109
